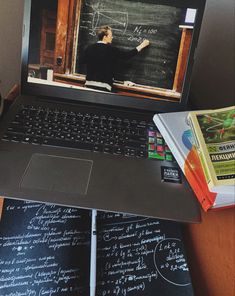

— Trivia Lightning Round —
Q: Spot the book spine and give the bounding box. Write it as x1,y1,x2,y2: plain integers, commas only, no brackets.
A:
183,148,215,211
187,114,214,187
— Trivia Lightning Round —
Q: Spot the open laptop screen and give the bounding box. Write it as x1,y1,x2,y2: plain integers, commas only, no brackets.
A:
22,0,205,112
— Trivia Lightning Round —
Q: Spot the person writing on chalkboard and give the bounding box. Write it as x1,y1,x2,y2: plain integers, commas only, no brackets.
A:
83,26,150,92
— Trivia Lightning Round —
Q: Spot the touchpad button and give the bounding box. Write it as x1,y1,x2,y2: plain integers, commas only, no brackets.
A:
20,154,93,195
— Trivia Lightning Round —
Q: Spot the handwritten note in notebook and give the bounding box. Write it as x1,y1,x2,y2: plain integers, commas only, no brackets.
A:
96,212,194,296
0,199,91,295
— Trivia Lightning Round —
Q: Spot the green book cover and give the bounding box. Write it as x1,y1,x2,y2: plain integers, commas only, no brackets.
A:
187,106,235,194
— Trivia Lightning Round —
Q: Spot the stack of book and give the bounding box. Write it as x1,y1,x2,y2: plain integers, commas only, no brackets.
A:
153,106,235,211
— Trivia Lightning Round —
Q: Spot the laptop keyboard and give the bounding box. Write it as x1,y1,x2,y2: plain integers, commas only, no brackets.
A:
2,105,173,160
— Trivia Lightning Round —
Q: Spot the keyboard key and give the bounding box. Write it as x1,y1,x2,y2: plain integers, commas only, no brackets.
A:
103,145,113,154
148,137,155,144
113,146,124,155
156,138,164,145
148,131,155,137
165,152,173,161
148,144,155,151
93,144,103,152
42,138,94,151
22,136,32,143
136,149,147,158
125,135,146,143
32,137,43,145
156,145,164,152
124,148,136,157
7,126,27,134
2,133,14,141
12,135,23,142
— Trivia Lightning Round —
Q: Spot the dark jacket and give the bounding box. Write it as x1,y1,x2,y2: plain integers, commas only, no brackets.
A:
83,43,138,87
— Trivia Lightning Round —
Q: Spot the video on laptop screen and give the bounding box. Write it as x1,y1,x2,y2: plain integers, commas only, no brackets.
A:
27,0,198,105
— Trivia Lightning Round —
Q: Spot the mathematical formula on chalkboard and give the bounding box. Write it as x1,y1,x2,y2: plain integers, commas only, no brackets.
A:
75,0,187,89
0,200,194,296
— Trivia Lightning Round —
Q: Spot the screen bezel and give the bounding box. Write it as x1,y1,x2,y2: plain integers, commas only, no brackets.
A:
21,0,206,113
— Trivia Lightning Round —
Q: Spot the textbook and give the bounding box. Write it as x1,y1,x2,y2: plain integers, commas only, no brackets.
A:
187,106,235,194
153,111,235,211
0,199,195,296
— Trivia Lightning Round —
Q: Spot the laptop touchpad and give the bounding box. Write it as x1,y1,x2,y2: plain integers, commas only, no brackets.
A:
20,154,93,195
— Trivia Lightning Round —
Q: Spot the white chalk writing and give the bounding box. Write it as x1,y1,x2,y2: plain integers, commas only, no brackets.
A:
0,200,90,295
96,213,192,295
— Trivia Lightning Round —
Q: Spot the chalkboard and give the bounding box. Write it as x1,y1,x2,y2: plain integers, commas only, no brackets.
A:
96,212,194,296
0,200,91,296
0,200,194,296
75,0,186,89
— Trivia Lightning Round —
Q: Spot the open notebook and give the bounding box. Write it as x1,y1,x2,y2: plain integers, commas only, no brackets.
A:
0,199,194,296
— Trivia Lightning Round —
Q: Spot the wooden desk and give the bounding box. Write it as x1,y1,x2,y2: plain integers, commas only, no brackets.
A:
183,207,235,296
0,197,4,219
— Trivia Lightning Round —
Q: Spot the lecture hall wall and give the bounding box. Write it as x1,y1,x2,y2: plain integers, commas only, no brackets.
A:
0,0,234,108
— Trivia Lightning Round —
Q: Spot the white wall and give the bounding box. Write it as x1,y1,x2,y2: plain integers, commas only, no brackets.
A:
0,0,234,107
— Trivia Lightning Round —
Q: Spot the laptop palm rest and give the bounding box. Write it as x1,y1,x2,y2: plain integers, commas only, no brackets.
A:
20,154,93,195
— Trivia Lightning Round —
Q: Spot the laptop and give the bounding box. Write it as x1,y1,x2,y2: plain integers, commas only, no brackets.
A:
0,0,206,223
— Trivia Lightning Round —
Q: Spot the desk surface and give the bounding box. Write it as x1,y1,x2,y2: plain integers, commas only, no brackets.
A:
0,197,3,219
184,207,235,296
